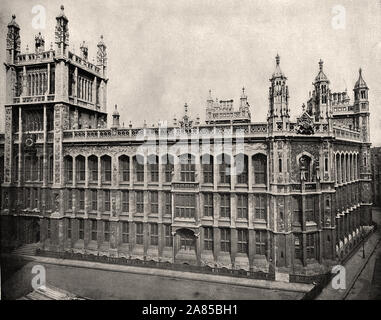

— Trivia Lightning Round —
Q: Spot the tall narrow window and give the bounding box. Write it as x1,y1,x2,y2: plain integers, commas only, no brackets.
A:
49,155,54,182
135,155,145,182
67,219,72,240
104,221,110,242
25,156,31,181
306,233,316,259
254,194,267,220
305,196,315,222
219,154,231,184
65,156,73,183
202,155,213,184
150,191,158,213
237,229,248,254
101,156,112,183
136,223,144,245
47,219,51,239
79,189,85,210
292,196,302,224
164,224,172,247
203,193,214,217
279,158,282,173
180,154,195,182
255,230,267,256
294,234,302,260
253,154,267,185
236,154,248,184
91,189,97,211
104,190,110,211
220,228,230,252
122,190,129,213
122,222,129,243
91,220,97,241
76,156,85,182
204,227,213,251
237,194,248,219
67,189,72,210
164,192,172,215
148,155,159,182
79,219,84,240
88,156,98,182
220,194,231,218
164,155,174,182
150,224,158,245
136,191,144,213
119,155,130,182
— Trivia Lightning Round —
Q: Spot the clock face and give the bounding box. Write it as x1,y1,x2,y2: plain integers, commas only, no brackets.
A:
25,137,34,147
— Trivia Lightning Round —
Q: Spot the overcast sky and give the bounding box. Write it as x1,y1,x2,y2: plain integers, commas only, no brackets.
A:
1,0,381,145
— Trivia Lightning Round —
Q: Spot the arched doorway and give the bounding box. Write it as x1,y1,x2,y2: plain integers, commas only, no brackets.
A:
173,228,199,265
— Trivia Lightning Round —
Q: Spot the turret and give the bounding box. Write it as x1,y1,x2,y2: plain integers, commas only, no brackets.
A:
34,32,45,53
353,68,370,142
6,14,21,64
97,35,107,77
312,59,331,121
55,5,69,56
268,54,289,131
112,104,120,128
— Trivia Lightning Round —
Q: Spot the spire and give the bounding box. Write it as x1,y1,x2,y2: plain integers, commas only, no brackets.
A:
80,40,88,60
57,5,68,21
8,14,20,29
271,54,285,79
354,67,368,89
314,59,329,83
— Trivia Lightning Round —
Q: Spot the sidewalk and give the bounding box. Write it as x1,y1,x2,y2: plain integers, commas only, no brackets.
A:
9,254,313,294
317,230,381,300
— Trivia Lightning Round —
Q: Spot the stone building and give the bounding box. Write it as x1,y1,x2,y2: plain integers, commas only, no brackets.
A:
0,6,373,276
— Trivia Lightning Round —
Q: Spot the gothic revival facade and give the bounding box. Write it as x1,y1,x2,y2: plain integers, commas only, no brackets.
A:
0,6,373,276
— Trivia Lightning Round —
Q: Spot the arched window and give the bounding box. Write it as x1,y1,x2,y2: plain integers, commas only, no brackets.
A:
134,155,145,182
236,154,248,185
201,154,213,184
101,155,112,183
25,155,31,181
76,155,85,182
218,154,231,184
148,155,159,182
64,156,73,183
88,155,98,182
163,154,174,183
119,155,130,182
336,154,340,183
180,154,195,182
253,154,267,185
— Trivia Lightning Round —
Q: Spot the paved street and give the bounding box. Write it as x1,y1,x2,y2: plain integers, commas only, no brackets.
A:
318,208,381,300
344,208,381,300
2,258,304,300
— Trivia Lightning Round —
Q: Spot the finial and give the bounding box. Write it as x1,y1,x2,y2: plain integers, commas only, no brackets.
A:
275,54,280,65
61,5,64,11
26,44,29,52
50,42,53,50
242,87,245,94
115,104,117,110
359,68,362,76
12,14,16,20
319,59,323,71
184,103,188,114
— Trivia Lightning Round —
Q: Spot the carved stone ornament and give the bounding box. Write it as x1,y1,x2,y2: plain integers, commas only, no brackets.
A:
296,112,314,135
